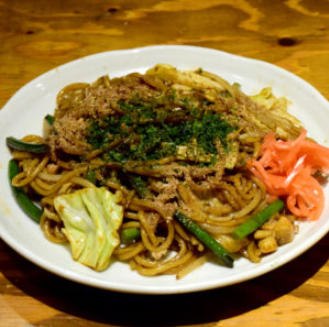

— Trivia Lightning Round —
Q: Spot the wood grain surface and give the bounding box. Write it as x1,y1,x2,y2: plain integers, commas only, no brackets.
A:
1,0,329,326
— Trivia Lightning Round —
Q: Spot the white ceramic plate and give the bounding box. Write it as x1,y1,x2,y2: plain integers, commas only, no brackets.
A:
1,45,329,294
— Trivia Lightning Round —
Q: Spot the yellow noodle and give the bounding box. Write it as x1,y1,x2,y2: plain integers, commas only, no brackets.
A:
40,197,55,207
252,142,261,158
130,198,169,220
208,189,263,222
122,221,140,229
220,182,246,209
133,236,194,276
12,151,34,159
173,220,190,241
58,182,73,195
201,223,235,235
71,176,96,188
38,172,62,182
176,253,210,280
12,156,49,187
204,202,233,216
189,235,205,252
53,224,67,242
224,174,255,200
56,160,75,170
43,207,61,223
33,177,55,190
30,180,52,195
177,184,207,222
37,167,87,196
124,190,135,208
133,254,159,268
22,134,44,143
247,241,261,263
114,242,145,261
138,211,158,246
216,234,249,253
139,213,175,253
124,211,139,220
222,189,240,211
84,148,104,160
104,180,128,193
40,215,66,243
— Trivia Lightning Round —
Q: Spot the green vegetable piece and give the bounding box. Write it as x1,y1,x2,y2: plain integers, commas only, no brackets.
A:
121,227,141,242
54,187,123,271
6,136,49,154
8,159,42,223
86,170,96,184
128,175,149,198
232,199,285,239
45,114,55,126
174,210,234,268
118,172,149,198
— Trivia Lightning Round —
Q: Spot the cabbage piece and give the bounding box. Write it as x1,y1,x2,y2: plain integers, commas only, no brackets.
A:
54,187,123,271
145,63,234,98
249,87,302,139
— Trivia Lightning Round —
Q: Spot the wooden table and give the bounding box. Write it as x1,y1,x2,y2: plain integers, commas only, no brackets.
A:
1,1,329,326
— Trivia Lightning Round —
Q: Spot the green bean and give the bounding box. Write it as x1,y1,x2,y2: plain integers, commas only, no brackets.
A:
86,170,96,184
6,136,49,154
118,172,150,198
8,159,42,223
174,210,234,268
232,199,285,239
120,227,141,242
44,114,55,126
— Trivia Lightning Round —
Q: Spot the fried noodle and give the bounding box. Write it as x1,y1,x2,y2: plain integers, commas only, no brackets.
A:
11,64,303,278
